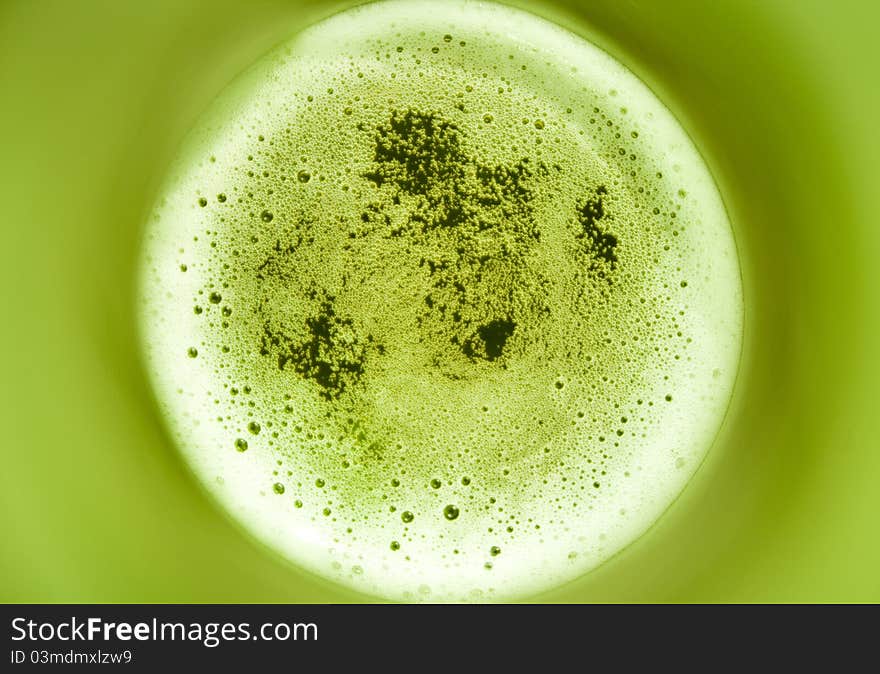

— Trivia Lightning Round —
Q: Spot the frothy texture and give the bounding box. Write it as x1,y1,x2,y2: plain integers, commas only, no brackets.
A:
139,0,742,601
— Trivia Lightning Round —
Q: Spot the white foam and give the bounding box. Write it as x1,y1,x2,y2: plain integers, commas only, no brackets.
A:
139,0,742,601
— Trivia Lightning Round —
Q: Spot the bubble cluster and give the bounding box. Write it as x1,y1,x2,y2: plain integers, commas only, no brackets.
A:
139,0,742,601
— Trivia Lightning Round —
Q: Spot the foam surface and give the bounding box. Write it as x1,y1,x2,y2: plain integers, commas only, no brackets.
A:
139,0,742,601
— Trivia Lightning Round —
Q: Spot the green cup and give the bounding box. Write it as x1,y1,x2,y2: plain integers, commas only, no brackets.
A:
2,0,878,602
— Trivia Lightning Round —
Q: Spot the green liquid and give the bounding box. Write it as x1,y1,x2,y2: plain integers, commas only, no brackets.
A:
140,0,741,601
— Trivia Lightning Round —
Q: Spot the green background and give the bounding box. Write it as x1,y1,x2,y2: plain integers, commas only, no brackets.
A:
2,0,877,602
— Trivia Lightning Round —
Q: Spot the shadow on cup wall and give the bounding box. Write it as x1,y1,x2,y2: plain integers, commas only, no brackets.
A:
7,0,869,601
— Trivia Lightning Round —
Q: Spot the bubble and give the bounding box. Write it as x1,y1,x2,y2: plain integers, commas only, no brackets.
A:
401,511,414,523
297,170,311,183
187,347,198,358
443,505,460,521
234,438,248,452
273,482,285,494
